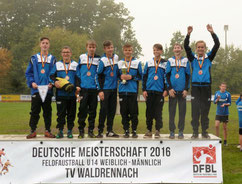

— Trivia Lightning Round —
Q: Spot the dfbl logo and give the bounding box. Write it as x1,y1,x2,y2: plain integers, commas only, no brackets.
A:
193,144,217,175
193,144,216,164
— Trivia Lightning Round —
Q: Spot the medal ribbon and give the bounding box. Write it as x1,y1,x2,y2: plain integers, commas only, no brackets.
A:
63,60,71,76
107,56,114,71
124,57,132,73
40,52,48,68
198,55,205,69
175,57,181,72
154,57,162,74
87,54,94,70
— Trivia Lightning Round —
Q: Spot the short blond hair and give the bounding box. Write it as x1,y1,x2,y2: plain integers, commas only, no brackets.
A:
196,40,206,48
86,40,97,47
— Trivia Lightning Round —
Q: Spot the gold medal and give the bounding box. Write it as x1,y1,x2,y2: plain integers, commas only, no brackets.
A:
41,69,45,74
175,74,179,79
87,71,91,76
110,72,114,77
198,70,203,75
154,75,158,80
65,76,70,80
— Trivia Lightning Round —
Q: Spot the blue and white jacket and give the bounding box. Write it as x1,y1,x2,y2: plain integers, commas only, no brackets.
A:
184,33,220,86
96,53,119,91
49,60,78,97
118,58,142,94
142,58,167,93
76,53,100,90
166,56,190,92
236,97,242,124
214,90,231,116
25,53,56,95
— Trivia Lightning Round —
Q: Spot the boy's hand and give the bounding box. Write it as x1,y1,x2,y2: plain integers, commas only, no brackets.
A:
99,91,104,101
207,24,214,34
48,83,53,89
169,89,176,98
55,81,61,89
216,95,221,102
32,82,38,89
182,90,188,98
143,91,148,101
121,74,132,80
163,90,168,97
187,26,193,35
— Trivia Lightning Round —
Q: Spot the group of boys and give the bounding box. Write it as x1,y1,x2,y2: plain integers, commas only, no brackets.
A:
26,24,225,140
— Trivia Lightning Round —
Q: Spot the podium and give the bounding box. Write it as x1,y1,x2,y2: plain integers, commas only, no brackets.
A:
0,134,222,184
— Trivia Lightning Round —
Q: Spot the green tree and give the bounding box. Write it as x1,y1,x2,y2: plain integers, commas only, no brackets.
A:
33,27,89,62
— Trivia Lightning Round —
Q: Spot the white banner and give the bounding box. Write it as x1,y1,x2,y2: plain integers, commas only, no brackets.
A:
0,140,222,184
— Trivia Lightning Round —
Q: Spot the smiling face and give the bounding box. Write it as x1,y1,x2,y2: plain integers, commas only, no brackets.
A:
173,44,183,56
123,46,133,58
104,44,114,57
153,47,163,58
87,44,96,56
61,48,72,62
40,39,50,53
220,83,227,92
196,41,206,57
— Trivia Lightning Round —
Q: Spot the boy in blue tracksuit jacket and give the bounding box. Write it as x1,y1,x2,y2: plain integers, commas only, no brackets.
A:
96,40,120,138
50,46,78,139
142,43,168,138
25,37,56,139
76,40,100,138
184,24,220,139
235,94,242,151
214,82,231,145
166,43,190,139
118,44,142,138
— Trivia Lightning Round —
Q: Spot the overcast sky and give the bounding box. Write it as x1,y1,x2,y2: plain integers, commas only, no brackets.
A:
115,0,242,61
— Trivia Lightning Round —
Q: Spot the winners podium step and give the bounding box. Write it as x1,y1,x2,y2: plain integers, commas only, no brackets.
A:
0,134,221,141
0,134,223,184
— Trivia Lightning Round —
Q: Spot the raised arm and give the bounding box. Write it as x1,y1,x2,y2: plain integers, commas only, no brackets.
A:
184,26,195,62
207,24,220,61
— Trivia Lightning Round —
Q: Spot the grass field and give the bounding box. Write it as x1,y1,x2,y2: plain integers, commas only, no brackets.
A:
0,102,241,184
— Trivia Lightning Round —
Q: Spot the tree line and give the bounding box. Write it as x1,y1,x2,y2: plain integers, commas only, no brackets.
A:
0,0,241,94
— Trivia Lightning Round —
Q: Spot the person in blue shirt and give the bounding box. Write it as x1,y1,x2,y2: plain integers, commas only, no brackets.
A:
118,44,142,138
143,43,168,138
50,46,78,139
76,40,100,138
166,43,190,139
214,82,231,146
184,24,220,139
235,94,242,152
25,37,56,139
96,40,120,138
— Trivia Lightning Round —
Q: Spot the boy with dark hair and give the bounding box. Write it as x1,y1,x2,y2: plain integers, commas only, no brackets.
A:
76,40,100,138
166,43,190,139
214,82,231,145
184,24,220,139
50,46,78,138
118,44,142,138
96,40,119,138
143,43,167,138
25,37,56,139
